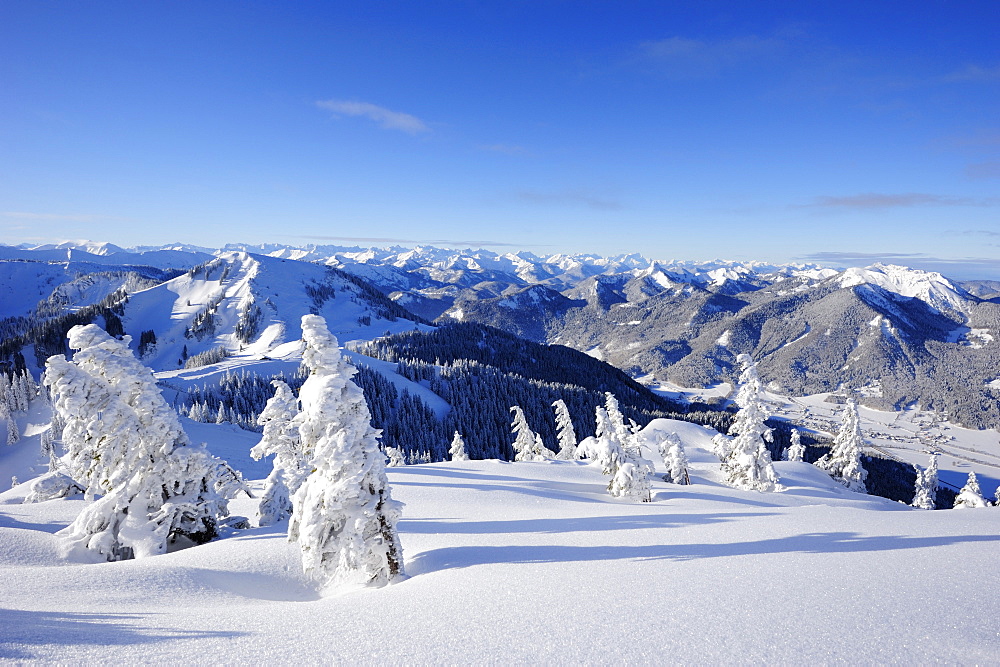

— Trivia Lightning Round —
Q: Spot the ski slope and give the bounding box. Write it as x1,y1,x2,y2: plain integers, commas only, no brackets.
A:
2,419,999,662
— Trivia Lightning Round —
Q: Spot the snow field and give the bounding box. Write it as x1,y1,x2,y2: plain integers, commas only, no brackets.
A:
2,419,999,662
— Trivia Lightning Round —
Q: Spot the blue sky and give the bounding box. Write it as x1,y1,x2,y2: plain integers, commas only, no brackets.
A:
1,2,998,277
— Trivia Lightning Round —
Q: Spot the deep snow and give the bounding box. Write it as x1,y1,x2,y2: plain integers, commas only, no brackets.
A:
2,418,999,663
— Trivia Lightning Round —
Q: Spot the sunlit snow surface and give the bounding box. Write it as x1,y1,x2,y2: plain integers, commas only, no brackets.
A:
2,419,1000,662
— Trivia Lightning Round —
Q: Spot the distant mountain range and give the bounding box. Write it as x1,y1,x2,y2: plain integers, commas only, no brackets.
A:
3,241,999,428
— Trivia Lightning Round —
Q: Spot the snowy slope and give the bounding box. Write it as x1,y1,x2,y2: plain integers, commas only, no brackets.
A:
2,418,999,662
121,252,428,372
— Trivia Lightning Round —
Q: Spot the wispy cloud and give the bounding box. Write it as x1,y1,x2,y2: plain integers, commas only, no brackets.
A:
803,193,999,209
478,144,528,156
940,63,1000,83
315,99,429,134
799,251,1000,280
2,211,106,222
637,34,788,79
965,161,1000,180
517,189,622,211
297,235,529,247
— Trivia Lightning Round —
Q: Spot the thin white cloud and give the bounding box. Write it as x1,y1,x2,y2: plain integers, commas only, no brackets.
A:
965,161,1000,180
478,144,528,156
940,64,1000,83
804,193,999,209
517,189,622,211
2,211,104,222
316,99,429,134
637,34,787,79
298,235,530,247
799,251,1000,280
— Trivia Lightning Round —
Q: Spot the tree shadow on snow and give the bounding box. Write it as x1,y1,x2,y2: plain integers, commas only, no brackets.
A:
406,531,1000,575
0,609,250,660
399,511,775,536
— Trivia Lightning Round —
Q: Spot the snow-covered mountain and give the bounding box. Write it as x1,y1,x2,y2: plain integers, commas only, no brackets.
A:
4,241,1000,427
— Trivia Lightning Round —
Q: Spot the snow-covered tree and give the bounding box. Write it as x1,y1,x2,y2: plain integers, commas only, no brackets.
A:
609,461,652,502
660,432,690,485
552,399,577,460
251,379,306,526
783,428,805,463
911,454,938,510
384,446,406,467
815,398,867,493
6,416,19,446
287,315,404,589
510,405,549,461
43,325,229,560
257,466,293,527
721,354,780,492
591,406,625,475
449,431,469,461
591,399,652,500
953,471,988,509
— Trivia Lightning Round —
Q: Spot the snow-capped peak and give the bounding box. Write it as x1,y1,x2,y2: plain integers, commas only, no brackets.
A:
837,264,974,313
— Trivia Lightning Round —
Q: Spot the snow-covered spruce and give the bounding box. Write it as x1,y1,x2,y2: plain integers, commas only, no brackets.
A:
660,432,691,485
449,431,469,462
815,398,868,494
783,428,805,463
590,394,653,500
42,324,230,560
251,379,306,525
384,446,406,467
287,315,404,589
510,405,550,461
719,354,780,492
953,472,988,509
552,398,578,460
911,454,938,510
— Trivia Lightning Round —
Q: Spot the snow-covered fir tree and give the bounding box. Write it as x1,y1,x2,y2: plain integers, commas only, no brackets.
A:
251,379,306,525
43,324,229,560
552,398,578,460
660,432,690,485
783,428,805,462
6,415,18,446
287,315,404,588
449,431,469,461
257,467,293,527
721,354,780,492
608,460,652,502
385,446,406,467
911,454,938,510
590,405,625,475
953,471,988,509
815,398,868,493
510,405,550,461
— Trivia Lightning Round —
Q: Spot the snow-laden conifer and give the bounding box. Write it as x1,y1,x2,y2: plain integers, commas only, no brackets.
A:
721,354,780,492
449,431,469,461
783,428,805,462
44,324,229,560
953,471,988,509
510,406,549,461
287,315,404,588
257,467,293,527
609,461,652,502
6,415,19,446
911,454,938,510
385,446,406,467
815,398,868,493
552,399,578,460
251,380,306,525
660,432,690,485
591,406,625,475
